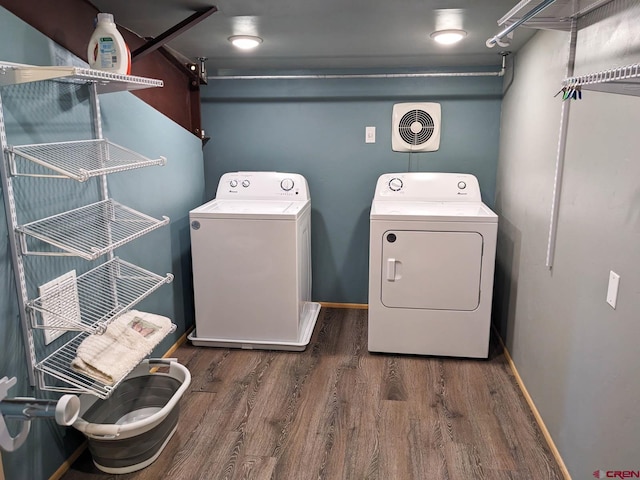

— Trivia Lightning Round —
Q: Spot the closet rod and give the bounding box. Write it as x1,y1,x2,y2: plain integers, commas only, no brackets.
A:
207,59,507,80
486,0,557,47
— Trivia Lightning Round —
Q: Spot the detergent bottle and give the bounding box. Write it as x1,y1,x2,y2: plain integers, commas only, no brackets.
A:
87,13,131,75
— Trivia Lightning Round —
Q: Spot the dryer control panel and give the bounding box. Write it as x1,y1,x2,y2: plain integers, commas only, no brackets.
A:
374,172,482,202
216,171,310,201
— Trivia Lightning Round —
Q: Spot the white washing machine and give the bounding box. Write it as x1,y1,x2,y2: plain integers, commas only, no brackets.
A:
188,171,320,351
368,172,498,358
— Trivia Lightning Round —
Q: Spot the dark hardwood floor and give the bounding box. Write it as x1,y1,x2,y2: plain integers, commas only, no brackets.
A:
62,308,563,480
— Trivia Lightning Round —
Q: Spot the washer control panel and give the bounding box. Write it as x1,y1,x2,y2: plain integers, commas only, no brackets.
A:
375,172,482,202
216,171,310,201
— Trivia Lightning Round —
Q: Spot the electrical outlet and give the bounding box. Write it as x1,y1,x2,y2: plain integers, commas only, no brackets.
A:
365,126,376,143
606,270,620,309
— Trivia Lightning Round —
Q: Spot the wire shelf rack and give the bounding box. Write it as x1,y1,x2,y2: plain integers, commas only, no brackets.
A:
35,321,176,399
8,139,166,181
563,63,640,96
18,199,170,260
27,256,174,334
37,331,118,398
0,63,163,93
496,0,613,30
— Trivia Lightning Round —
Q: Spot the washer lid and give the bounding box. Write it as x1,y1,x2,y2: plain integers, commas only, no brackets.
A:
190,199,308,220
370,201,497,222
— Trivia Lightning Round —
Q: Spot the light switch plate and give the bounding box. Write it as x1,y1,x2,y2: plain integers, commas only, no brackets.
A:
606,270,620,309
365,126,376,143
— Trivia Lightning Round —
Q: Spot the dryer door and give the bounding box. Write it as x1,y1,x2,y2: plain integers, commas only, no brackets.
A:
381,230,483,311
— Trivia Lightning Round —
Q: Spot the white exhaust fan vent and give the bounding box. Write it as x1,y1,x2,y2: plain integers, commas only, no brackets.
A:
392,102,441,152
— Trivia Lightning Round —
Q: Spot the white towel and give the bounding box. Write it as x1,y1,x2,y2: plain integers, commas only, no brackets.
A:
71,310,172,385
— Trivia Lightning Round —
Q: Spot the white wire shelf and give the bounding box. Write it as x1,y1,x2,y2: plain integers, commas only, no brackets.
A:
27,256,174,334
563,63,640,96
17,199,169,260
35,321,176,399
0,62,163,93
37,332,118,398
496,0,613,30
8,139,166,181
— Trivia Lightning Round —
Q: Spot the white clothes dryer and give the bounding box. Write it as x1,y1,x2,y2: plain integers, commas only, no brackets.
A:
368,172,498,358
188,171,320,351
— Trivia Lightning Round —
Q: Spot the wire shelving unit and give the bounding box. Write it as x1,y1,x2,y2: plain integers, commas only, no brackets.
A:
0,63,173,397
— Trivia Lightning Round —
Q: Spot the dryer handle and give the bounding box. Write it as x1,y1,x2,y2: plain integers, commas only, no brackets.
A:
386,258,397,281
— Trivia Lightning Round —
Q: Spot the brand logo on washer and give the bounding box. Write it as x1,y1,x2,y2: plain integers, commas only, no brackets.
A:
191,221,200,230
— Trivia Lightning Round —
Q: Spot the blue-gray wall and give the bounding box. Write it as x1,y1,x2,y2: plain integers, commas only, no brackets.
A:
201,75,503,303
495,1,640,477
0,7,205,479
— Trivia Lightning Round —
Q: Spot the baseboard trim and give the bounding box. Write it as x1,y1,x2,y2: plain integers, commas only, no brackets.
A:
49,441,87,480
319,302,368,309
163,325,194,358
48,325,193,480
496,332,572,480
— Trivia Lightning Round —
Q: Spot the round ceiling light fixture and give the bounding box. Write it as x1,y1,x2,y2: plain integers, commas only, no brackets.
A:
430,29,467,45
229,35,263,50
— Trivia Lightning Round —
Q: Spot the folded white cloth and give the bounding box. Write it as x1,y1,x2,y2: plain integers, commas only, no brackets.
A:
71,310,172,385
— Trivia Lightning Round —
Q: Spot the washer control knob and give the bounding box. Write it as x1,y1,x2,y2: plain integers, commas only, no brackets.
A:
457,181,467,189
388,177,403,192
242,179,250,188
280,178,295,191
229,179,238,188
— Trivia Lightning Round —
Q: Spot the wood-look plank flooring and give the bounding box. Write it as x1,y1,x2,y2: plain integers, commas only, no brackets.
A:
61,308,563,480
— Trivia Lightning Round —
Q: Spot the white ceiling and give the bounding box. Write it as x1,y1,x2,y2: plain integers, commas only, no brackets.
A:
89,0,535,75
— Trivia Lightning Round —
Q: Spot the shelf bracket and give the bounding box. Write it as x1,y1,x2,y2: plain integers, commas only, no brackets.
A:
131,6,218,62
